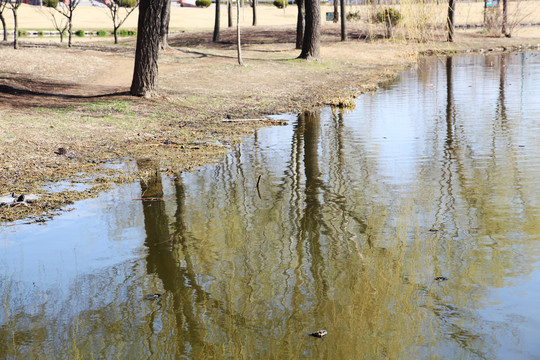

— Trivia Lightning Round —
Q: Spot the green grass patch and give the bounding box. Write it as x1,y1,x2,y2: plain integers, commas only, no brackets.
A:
83,100,132,114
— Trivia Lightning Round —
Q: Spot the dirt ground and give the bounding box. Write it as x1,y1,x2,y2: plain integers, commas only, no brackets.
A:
1,9,540,223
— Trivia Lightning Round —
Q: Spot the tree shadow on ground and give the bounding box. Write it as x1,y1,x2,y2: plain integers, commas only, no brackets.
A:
0,74,130,109
167,25,378,49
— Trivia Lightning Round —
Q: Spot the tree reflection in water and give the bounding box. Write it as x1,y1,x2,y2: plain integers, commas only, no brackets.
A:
2,52,540,359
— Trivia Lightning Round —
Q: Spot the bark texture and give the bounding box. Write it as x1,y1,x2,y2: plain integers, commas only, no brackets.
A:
295,0,304,50
160,0,171,49
130,0,162,97
298,0,320,60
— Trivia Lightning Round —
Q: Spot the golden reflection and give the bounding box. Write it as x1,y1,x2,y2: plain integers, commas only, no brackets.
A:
2,52,540,359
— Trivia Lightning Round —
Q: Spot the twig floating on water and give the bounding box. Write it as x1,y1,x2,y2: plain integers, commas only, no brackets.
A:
256,175,262,199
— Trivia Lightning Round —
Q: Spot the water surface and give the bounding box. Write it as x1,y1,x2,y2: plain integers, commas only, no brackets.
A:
2,52,540,359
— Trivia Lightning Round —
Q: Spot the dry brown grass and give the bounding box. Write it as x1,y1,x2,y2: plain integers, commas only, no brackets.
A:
1,6,540,222
6,1,540,34
5,3,301,31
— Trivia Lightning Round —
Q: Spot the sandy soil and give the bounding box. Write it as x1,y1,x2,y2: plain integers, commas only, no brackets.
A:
1,7,540,223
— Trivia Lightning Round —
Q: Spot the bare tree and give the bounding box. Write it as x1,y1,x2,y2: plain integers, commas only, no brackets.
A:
298,0,320,60
213,0,220,42
0,0,8,42
51,0,82,47
92,0,138,45
295,0,304,49
160,0,171,48
447,0,455,42
333,0,337,23
130,0,163,97
236,0,243,65
44,6,69,43
6,0,22,49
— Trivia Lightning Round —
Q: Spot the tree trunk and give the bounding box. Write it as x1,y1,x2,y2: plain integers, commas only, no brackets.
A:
252,0,256,26
340,0,346,41
299,0,320,60
213,0,220,42
502,0,510,37
236,0,243,65
12,8,18,49
385,16,392,38
114,26,118,44
447,0,455,42
333,0,338,23
68,14,73,47
160,0,171,49
228,0,232,27
0,13,7,41
131,0,163,97
295,0,304,50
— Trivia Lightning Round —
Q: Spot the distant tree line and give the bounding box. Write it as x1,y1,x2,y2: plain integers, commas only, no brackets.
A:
0,0,139,48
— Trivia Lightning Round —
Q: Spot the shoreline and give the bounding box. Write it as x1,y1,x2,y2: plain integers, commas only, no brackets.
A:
1,25,540,223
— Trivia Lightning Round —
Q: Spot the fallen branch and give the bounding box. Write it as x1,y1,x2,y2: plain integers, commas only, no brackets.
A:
221,118,269,122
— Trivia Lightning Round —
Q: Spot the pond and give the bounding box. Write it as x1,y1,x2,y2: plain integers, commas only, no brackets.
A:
2,51,540,359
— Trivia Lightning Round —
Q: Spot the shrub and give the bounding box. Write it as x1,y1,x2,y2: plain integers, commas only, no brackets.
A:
195,0,211,7
97,30,107,37
375,8,401,26
114,0,138,7
273,0,288,8
118,29,137,36
75,29,85,37
42,0,58,7
346,11,361,22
